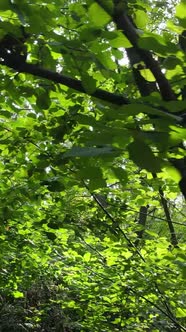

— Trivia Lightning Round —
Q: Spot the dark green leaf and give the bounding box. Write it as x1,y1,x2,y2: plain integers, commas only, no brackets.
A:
81,73,97,94
128,139,162,172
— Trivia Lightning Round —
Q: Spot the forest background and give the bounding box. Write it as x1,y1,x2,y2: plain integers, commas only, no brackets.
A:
0,0,186,331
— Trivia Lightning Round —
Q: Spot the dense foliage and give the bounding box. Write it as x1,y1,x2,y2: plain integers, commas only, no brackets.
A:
0,0,186,331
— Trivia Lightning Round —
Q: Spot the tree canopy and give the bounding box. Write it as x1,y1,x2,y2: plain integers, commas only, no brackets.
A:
0,0,186,331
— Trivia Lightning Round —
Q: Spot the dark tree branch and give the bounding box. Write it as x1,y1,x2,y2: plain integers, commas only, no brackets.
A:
0,52,130,106
135,205,148,246
0,51,181,122
96,0,176,101
126,47,158,96
102,5,179,241
82,181,145,262
129,287,186,331
171,158,186,200
158,186,178,246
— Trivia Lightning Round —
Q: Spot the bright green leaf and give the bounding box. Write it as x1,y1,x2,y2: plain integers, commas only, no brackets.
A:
140,68,156,82
134,10,148,29
176,307,186,317
12,291,24,298
176,1,186,19
83,252,91,262
88,3,110,27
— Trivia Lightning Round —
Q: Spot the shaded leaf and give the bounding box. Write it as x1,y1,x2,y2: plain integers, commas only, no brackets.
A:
128,139,162,172
81,73,97,94
62,146,121,158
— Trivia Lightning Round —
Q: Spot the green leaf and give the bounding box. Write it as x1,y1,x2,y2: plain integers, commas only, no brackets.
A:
176,1,186,19
145,230,158,238
140,68,156,82
12,291,24,298
83,252,91,262
96,52,117,70
62,146,120,158
89,176,106,191
112,167,128,185
79,165,102,179
163,56,182,70
36,91,51,110
88,3,110,27
176,308,186,318
170,126,186,142
81,73,97,94
0,2,185,328
128,139,162,172
118,104,176,120
0,2,11,11
103,296,111,303
138,33,178,55
80,27,102,42
79,165,106,190
109,31,132,48
162,166,181,183
134,10,148,29
42,179,65,192
162,100,186,113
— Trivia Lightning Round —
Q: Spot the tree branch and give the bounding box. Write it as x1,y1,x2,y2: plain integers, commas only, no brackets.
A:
158,186,178,246
0,53,129,106
82,180,145,262
135,205,148,246
96,0,176,101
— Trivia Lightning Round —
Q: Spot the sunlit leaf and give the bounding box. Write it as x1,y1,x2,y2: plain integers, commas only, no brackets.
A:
140,68,156,82
134,10,148,29
88,3,110,27
176,1,186,19
83,252,91,262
